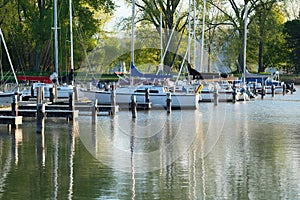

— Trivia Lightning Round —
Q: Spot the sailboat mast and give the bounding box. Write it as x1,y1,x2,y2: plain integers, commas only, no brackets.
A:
243,3,249,84
131,0,135,66
200,0,206,72
160,12,163,69
69,0,74,85
187,0,191,64
193,0,197,68
54,0,59,84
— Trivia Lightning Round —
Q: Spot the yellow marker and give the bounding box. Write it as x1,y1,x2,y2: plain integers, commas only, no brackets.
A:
195,84,203,93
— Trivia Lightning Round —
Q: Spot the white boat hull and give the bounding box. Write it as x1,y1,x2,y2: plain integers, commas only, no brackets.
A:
0,92,15,105
80,86,199,109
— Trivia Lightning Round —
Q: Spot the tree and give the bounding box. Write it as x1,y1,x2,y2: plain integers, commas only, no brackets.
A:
284,19,300,73
0,0,115,75
207,0,285,73
123,0,190,71
248,4,288,72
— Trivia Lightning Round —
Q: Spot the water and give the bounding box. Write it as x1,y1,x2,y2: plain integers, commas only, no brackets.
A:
1,87,300,199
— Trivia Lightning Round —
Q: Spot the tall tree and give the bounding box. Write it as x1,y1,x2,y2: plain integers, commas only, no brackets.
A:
207,0,285,73
124,0,190,71
0,0,114,75
284,19,300,73
248,4,287,72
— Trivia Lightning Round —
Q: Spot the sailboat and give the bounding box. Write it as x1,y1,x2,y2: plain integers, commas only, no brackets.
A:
0,28,19,106
80,0,199,109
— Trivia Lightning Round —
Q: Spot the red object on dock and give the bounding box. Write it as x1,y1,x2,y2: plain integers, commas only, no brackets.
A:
17,75,52,83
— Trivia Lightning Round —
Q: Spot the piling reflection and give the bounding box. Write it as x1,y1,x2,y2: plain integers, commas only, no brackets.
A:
1,89,300,199
68,121,78,200
79,110,201,173
0,131,12,200
36,130,45,167
11,128,23,166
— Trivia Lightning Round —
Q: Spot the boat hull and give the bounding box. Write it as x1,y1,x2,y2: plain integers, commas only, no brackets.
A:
80,86,199,109
0,92,15,106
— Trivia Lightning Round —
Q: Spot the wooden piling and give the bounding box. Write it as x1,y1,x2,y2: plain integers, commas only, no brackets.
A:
214,89,219,106
31,85,34,97
282,84,286,95
145,88,150,103
131,95,137,118
110,83,116,115
36,103,45,134
37,87,41,103
253,83,257,95
271,85,275,97
49,87,54,103
232,83,236,103
74,86,78,101
53,84,57,101
11,95,18,117
291,83,294,94
68,92,75,121
166,93,172,113
92,99,98,124
261,86,265,99
69,92,75,111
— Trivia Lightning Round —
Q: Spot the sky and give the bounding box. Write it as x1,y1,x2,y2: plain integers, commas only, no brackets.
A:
106,1,131,31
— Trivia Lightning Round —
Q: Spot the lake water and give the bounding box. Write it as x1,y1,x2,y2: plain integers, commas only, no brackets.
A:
1,86,300,199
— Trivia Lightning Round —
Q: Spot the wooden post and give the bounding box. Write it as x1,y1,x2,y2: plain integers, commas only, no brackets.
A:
69,92,74,111
131,95,137,118
282,84,286,95
31,85,34,97
53,84,58,101
253,83,257,95
49,87,54,103
74,86,78,101
68,91,75,121
232,82,236,103
261,81,265,99
92,99,98,124
36,103,45,134
214,88,219,106
271,85,275,97
11,95,18,117
166,92,172,113
261,86,265,99
291,83,294,94
37,87,41,103
110,83,116,115
41,86,44,102
145,88,150,103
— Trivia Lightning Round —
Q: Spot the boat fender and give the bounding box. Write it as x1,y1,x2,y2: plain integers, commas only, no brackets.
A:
195,84,203,93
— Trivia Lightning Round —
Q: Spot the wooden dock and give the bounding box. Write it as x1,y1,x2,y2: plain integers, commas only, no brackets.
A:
0,116,22,129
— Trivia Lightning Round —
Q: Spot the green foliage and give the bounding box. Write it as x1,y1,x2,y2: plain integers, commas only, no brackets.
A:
0,0,115,76
248,4,288,72
284,19,300,73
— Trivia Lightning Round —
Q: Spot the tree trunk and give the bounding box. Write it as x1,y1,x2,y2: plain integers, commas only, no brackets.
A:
258,39,264,72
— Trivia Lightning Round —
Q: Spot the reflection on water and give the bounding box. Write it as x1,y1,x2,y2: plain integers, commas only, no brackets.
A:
0,86,299,199
79,110,203,173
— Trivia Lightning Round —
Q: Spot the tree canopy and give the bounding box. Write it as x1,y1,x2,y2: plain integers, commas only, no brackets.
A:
0,0,114,76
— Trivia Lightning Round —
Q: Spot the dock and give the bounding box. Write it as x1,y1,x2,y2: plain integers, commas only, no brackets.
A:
0,116,23,130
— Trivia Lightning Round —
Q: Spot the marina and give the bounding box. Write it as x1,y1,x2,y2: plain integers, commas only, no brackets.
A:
0,86,299,199
1,0,300,199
